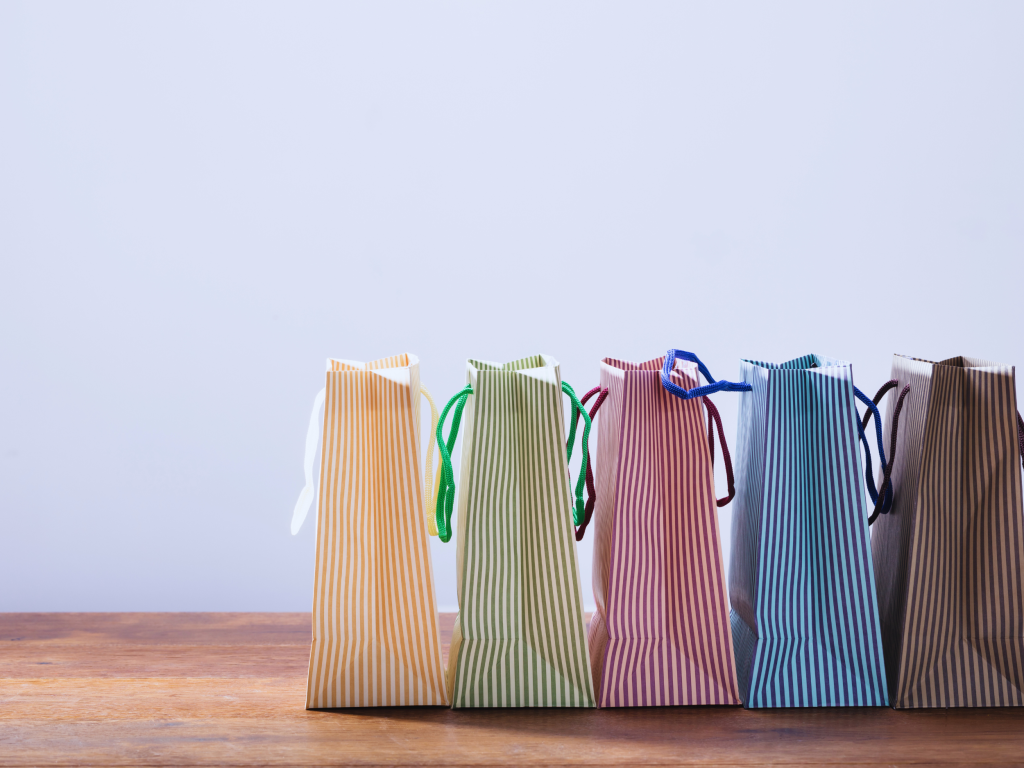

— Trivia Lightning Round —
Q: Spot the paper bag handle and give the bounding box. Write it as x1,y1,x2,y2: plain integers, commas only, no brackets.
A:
1017,411,1024,473
570,386,609,541
432,379,596,543
291,388,326,535
661,350,745,507
661,350,752,399
291,382,442,537
420,385,443,536
856,381,911,525
562,381,595,529
434,384,473,543
704,396,738,507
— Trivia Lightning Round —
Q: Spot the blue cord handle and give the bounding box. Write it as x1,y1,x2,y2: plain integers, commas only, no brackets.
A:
661,350,752,400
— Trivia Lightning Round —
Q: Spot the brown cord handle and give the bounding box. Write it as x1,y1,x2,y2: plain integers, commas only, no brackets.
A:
1017,411,1024,473
572,386,609,541
862,380,898,430
704,396,737,507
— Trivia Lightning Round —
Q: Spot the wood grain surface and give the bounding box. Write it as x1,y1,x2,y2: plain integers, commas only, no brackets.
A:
2,613,1023,767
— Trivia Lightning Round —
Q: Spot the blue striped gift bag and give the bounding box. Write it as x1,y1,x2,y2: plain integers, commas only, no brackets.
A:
729,353,896,708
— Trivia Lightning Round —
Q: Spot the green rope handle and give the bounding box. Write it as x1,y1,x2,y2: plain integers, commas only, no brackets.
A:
434,379,592,540
562,381,592,527
435,384,473,543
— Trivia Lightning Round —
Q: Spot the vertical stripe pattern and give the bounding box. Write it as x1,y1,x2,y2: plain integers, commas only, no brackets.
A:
729,354,889,707
872,354,1024,708
306,353,447,708
447,354,595,708
589,357,740,707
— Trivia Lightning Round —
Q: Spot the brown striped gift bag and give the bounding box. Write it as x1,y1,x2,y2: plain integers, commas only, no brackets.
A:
871,354,1024,708
290,353,448,708
587,352,742,707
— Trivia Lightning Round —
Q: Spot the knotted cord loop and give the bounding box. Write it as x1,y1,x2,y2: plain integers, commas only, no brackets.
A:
661,350,746,508
855,385,893,511
661,350,752,400
434,384,473,543
867,384,911,524
570,385,610,540
854,381,911,525
563,381,593,527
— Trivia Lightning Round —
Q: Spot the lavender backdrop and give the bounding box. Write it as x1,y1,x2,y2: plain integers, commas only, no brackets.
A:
2,0,1022,611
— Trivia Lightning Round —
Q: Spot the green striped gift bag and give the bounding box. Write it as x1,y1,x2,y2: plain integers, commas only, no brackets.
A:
871,354,1024,708
433,354,596,708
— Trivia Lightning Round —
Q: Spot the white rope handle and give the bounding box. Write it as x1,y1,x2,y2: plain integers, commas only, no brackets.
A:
290,388,325,535
290,383,441,536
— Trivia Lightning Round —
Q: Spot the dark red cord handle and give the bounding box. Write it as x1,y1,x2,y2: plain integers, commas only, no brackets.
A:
704,396,737,507
572,386,609,541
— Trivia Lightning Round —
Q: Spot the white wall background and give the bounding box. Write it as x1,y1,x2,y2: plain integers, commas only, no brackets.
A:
1,0,1022,612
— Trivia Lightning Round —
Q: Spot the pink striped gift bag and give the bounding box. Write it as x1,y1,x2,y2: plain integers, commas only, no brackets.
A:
586,351,743,707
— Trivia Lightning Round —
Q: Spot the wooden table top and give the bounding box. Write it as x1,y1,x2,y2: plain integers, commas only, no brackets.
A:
2,613,1023,767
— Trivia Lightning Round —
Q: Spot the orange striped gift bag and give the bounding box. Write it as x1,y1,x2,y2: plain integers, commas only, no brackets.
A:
871,354,1024,708
587,352,742,707
290,353,448,708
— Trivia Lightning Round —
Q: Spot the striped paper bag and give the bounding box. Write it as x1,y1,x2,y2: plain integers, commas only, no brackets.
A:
587,352,742,707
730,353,891,708
290,353,448,708
871,354,1024,708
433,354,596,708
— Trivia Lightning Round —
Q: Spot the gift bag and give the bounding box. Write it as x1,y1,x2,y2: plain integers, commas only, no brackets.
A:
872,354,1024,708
730,353,895,707
586,352,742,707
433,354,596,708
291,353,448,708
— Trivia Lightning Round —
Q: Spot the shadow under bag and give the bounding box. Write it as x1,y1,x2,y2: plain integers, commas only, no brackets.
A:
588,354,741,707
872,354,1024,708
730,354,892,707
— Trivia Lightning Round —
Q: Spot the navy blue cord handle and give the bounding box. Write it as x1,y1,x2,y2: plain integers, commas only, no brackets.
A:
854,386,892,513
854,381,912,524
661,350,752,400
